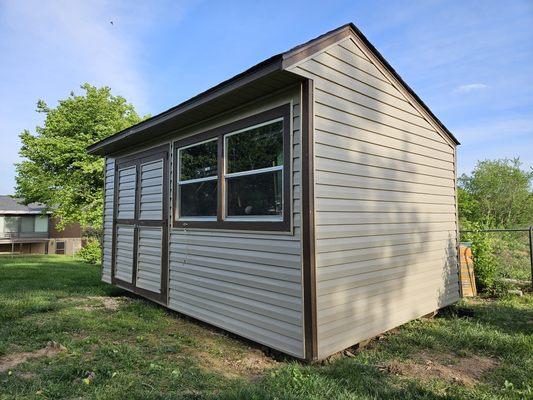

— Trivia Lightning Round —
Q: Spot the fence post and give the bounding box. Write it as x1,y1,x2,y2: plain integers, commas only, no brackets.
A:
530,226,533,289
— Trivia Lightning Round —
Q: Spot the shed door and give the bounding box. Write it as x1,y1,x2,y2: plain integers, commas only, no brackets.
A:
112,145,169,305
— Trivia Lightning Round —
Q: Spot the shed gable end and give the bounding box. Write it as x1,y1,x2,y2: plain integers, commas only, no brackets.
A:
285,33,456,148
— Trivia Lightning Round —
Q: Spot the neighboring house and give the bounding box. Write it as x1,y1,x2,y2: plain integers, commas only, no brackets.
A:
0,195,83,255
87,23,460,361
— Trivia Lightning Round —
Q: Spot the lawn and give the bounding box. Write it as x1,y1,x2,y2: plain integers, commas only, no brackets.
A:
0,256,531,399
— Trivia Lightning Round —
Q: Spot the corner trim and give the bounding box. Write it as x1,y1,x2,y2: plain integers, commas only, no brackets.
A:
301,79,317,361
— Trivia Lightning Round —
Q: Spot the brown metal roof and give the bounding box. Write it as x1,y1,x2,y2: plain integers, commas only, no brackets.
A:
87,23,458,156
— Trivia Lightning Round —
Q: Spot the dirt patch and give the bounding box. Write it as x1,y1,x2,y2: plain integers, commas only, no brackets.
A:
195,347,279,380
0,341,66,373
72,296,123,311
385,351,498,387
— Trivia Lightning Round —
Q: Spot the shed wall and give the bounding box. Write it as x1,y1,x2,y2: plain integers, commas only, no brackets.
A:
102,158,115,283
168,89,304,358
101,88,305,358
288,37,459,359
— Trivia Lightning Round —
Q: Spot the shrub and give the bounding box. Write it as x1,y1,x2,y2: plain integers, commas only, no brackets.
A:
461,221,498,293
76,238,102,264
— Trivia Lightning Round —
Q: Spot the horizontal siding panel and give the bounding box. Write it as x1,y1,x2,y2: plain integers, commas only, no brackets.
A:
313,52,401,101
292,63,418,117
316,132,452,172
170,281,301,330
101,158,115,283
318,258,458,310
316,143,453,179
317,287,459,359
317,240,456,268
315,102,452,153
316,221,456,239
171,234,300,255
169,253,300,283
318,253,457,293
327,42,389,84
315,158,454,188
316,116,452,162
170,271,300,311
316,184,455,204
167,299,303,357
318,283,460,355
317,230,456,253
316,197,456,214
316,171,455,195
318,267,459,323
316,211,456,226
169,242,301,268
171,262,300,297
316,89,439,139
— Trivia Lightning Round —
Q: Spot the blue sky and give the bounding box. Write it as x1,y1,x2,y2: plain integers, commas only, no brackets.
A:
0,0,532,194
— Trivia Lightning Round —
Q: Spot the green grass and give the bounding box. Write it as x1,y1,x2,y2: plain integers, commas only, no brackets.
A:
1,256,532,399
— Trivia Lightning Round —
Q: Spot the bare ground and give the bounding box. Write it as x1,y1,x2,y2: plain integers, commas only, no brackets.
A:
0,341,66,373
385,351,498,387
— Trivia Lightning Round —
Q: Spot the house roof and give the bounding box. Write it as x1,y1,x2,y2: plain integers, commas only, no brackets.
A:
0,195,49,215
87,23,458,156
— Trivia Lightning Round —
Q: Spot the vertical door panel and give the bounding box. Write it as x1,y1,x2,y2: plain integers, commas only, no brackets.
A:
136,226,163,292
115,224,135,283
139,160,163,220
117,166,136,220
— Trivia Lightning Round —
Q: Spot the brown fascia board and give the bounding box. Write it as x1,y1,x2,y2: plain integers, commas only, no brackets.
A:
88,22,458,156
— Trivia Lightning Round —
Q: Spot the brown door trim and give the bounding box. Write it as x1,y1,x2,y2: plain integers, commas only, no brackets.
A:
301,79,318,361
111,144,170,305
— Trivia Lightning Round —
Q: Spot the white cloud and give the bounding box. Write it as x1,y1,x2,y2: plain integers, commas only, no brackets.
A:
453,83,489,93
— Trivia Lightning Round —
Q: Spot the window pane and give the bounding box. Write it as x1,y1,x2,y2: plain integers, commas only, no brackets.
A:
21,216,34,233
35,216,48,232
4,217,19,232
226,120,283,174
179,180,217,217
226,170,282,217
179,140,217,181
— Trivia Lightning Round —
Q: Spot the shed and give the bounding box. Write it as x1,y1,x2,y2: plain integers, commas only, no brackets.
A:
88,23,460,361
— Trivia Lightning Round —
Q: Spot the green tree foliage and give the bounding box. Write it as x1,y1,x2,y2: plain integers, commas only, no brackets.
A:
458,158,533,228
16,84,144,231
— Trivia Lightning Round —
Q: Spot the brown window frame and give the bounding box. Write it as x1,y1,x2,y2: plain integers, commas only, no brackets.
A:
172,104,291,232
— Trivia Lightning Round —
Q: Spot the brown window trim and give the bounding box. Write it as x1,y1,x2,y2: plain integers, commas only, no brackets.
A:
172,103,292,232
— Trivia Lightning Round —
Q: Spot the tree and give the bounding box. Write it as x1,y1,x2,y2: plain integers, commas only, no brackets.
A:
458,158,533,227
16,84,144,232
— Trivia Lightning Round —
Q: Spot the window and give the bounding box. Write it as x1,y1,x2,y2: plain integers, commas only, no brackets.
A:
225,119,284,219
173,104,291,231
21,216,34,233
35,216,48,233
3,217,19,233
177,139,218,218
56,241,65,255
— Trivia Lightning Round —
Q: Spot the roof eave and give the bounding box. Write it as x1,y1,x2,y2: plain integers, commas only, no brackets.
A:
87,55,284,156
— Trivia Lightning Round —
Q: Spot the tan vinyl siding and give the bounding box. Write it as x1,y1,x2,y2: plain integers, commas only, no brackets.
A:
139,160,164,220
168,90,305,358
117,166,136,220
287,36,459,359
102,158,115,283
115,224,134,283
136,227,163,292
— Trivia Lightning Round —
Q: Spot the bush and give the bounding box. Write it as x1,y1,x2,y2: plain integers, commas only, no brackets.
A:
461,221,498,293
76,238,102,264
